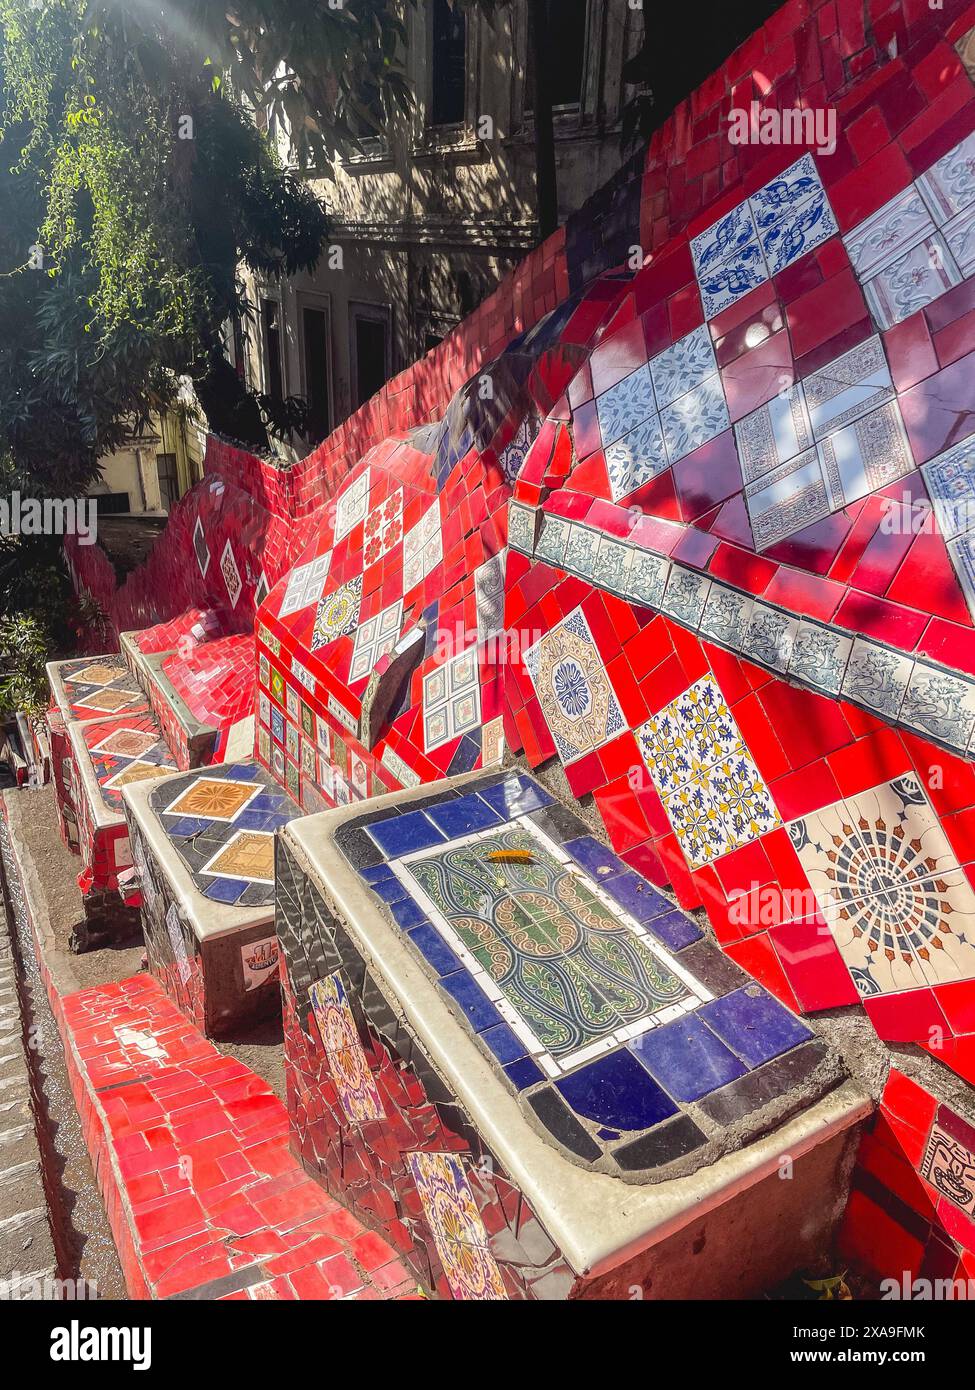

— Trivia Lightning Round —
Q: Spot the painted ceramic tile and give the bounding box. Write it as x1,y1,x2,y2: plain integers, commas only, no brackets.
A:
363,488,404,566
604,415,669,500
917,129,975,223
745,448,831,551
220,540,242,608
947,530,975,624
691,199,762,277
734,385,813,484
624,548,670,608
201,830,276,884
901,662,975,752
423,646,481,752
760,185,839,275
696,238,769,319
592,534,632,594
787,620,853,696
286,685,300,722
562,522,600,580
943,201,975,276
506,501,536,554
698,583,754,648
498,417,537,484
403,502,443,591
921,432,975,540
279,553,332,617
817,402,916,508
660,374,729,463
310,576,362,651
535,513,571,568
842,638,914,721
103,760,175,792
349,598,403,683
90,728,157,759
741,603,798,673
474,550,506,644
523,606,626,765
310,973,385,1124
401,822,697,1066
595,364,656,447
862,234,962,329
921,1116,975,1215
843,185,935,278
638,675,780,867
292,658,315,696
650,325,717,408
660,564,711,628
163,776,260,821
802,335,894,439
333,469,370,542
790,775,975,997
749,153,828,231
406,1151,507,1301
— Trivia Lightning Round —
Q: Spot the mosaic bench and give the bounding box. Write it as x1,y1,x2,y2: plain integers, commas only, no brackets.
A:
66,708,180,945
276,770,871,1300
120,631,222,770
122,761,302,1037
47,654,150,724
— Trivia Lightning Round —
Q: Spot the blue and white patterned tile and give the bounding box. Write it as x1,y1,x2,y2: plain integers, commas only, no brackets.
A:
690,200,762,277
901,661,975,753
843,185,935,279
862,234,963,330
749,153,826,231
842,638,914,722
734,384,813,484
660,374,729,464
604,414,668,500
523,606,626,765
947,530,975,623
660,564,711,628
696,240,769,320
624,548,671,608
562,522,600,580
818,401,915,509
943,202,975,277
595,364,656,447
787,620,853,696
744,448,831,551
802,334,894,439
917,129,975,224
740,603,799,674
650,325,717,409
698,582,754,649
760,186,839,275
921,433,975,541
535,512,572,568
592,534,633,595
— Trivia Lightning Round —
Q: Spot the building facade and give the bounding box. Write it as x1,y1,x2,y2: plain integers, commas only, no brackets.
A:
235,0,644,453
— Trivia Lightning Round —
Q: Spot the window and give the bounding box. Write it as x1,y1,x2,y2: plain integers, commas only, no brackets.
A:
527,0,589,112
156,454,179,511
261,298,284,402
430,0,467,126
350,304,392,410
301,305,332,443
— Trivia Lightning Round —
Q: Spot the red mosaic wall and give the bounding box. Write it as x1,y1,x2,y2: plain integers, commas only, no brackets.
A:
62,0,975,1291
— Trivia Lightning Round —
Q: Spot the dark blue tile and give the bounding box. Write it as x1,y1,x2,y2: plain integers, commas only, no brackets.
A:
203,877,248,904
480,1022,528,1064
166,816,213,837
366,810,446,857
479,776,554,819
602,871,671,922
368,875,410,905
563,835,627,879
555,1050,678,1130
426,794,503,838
234,809,273,831
505,1057,544,1090
222,764,260,781
699,986,812,1068
439,972,501,1032
629,1016,746,1101
389,898,429,930
407,924,462,977
248,794,281,813
645,909,703,951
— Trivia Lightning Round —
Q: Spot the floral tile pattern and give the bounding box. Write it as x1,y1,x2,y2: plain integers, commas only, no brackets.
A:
363,489,403,566
638,676,781,866
524,606,625,764
310,577,362,651
474,550,506,644
310,973,386,1124
406,1152,507,1301
595,364,656,447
